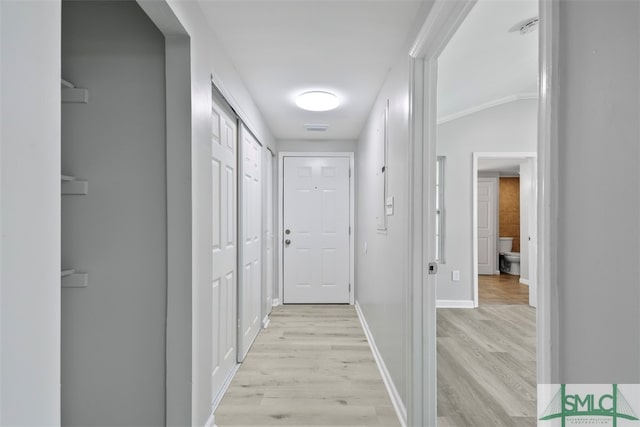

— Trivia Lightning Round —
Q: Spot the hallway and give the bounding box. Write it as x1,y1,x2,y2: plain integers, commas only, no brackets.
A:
215,305,399,426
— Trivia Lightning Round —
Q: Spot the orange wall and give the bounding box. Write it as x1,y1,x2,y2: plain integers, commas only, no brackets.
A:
499,177,520,252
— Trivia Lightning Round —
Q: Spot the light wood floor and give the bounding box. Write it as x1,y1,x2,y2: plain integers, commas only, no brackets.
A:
437,274,536,426
479,273,529,305
215,305,399,426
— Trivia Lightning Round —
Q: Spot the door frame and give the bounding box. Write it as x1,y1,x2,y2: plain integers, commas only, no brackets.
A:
277,152,355,306
407,0,558,424
472,152,537,307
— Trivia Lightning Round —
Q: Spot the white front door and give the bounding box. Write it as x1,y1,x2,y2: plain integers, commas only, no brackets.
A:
283,156,350,304
238,124,262,361
210,100,237,401
477,178,497,275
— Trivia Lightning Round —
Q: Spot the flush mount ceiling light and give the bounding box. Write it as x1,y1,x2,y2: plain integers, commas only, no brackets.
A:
295,91,339,112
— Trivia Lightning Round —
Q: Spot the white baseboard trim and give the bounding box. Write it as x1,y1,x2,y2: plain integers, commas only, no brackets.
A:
436,299,475,308
519,278,530,286
354,301,407,427
272,298,280,307
205,412,216,427
210,362,241,415
263,316,271,328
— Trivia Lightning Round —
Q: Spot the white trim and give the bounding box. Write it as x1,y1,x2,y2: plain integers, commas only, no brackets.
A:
436,300,475,309
408,3,478,425
355,302,407,427
204,412,216,427
271,298,280,307
211,363,240,413
472,152,537,308
262,317,270,329
537,0,559,385
437,93,538,124
277,152,355,305
520,278,530,286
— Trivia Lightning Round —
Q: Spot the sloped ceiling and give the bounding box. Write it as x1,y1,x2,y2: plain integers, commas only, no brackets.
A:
438,0,538,121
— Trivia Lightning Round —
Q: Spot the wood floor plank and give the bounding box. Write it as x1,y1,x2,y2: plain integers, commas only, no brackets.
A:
437,274,537,426
215,305,399,427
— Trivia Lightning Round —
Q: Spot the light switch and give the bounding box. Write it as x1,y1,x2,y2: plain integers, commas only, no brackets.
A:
452,270,460,281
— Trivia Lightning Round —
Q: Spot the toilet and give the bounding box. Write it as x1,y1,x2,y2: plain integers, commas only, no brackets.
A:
499,237,520,275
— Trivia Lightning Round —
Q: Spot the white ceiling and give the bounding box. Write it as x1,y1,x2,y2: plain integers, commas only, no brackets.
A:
478,158,524,173
437,0,538,120
198,1,430,141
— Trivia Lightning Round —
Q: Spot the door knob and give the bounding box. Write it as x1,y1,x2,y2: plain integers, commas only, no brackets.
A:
285,239,291,245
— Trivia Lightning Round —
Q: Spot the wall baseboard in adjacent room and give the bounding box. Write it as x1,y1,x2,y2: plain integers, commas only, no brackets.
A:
436,299,475,308
355,302,407,427
519,278,530,286
272,298,280,307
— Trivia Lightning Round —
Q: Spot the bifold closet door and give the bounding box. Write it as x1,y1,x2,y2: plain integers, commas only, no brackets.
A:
210,100,238,402
238,124,262,361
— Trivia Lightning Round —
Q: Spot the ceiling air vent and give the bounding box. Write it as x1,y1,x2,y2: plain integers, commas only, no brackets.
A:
304,124,329,132
509,16,539,35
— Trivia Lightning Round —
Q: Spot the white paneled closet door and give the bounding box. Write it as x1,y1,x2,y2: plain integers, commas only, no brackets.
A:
210,100,238,404
238,124,262,361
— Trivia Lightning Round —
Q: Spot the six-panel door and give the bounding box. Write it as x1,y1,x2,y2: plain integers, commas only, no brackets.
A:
283,157,350,304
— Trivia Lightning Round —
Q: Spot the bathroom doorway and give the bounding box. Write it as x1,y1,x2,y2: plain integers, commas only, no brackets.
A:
472,152,538,308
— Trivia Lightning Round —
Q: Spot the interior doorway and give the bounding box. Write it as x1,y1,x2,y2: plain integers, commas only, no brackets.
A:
473,153,538,308
406,0,554,423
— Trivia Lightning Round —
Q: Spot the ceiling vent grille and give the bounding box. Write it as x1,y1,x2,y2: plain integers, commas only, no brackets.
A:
509,16,539,35
304,124,329,132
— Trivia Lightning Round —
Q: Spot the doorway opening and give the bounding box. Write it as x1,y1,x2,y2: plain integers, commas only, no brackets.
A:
433,0,540,422
473,153,538,308
406,0,554,423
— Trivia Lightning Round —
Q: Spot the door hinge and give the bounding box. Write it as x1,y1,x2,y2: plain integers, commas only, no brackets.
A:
349,283,351,292
349,226,351,235
349,169,351,178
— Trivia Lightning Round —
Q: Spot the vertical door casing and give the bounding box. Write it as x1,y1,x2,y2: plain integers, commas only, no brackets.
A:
262,150,274,324
210,100,238,404
283,157,350,304
238,124,262,361
477,177,497,275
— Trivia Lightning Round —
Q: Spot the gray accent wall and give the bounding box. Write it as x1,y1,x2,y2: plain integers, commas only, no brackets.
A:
61,1,167,424
555,0,640,383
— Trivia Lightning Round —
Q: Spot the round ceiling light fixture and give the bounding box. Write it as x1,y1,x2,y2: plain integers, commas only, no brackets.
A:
295,91,339,112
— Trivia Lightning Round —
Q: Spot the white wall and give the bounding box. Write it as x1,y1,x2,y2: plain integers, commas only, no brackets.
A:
436,99,537,302
155,1,277,424
278,139,356,153
61,2,167,424
554,1,639,383
0,1,61,425
356,59,411,408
